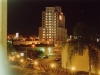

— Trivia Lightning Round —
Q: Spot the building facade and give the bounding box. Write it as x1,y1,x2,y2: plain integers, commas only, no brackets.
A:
39,6,67,45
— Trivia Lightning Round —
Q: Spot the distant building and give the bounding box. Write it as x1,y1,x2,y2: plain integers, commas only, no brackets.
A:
39,6,67,45
7,33,39,45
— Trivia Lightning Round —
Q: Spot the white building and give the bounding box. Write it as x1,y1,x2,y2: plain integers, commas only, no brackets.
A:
39,6,67,46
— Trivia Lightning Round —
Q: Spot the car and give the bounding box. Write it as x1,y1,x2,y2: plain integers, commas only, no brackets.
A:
55,57,61,61
43,55,48,58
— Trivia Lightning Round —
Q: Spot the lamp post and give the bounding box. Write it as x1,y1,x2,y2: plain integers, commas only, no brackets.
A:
26,47,28,60
50,63,56,68
71,67,75,75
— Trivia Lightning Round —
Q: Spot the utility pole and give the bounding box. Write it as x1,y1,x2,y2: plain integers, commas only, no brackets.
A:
26,47,27,61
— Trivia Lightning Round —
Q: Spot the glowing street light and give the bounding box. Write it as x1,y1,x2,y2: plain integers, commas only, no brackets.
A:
16,54,20,58
71,66,75,75
34,61,38,65
72,67,75,71
20,59,24,63
50,63,56,68
32,44,35,47
59,15,62,20
98,71,100,75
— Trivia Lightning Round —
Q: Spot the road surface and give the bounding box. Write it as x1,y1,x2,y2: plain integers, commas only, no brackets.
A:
10,65,52,75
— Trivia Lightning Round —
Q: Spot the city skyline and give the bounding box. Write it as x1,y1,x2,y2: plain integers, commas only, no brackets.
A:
8,0,100,35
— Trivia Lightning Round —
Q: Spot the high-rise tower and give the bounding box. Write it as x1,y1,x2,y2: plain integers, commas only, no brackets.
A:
39,6,67,45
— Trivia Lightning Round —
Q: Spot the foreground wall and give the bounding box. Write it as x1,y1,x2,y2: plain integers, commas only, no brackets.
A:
62,44,90,72
0,0,9,75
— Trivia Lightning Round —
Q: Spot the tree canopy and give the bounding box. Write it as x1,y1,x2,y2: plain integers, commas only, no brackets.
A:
67,22,100,74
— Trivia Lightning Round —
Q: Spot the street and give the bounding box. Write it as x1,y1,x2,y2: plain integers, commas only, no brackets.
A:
9,56,70,75
10,65,53,75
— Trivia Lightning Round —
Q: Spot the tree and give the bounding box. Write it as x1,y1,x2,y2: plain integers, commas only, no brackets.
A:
7,42,16,56
67,22,100,75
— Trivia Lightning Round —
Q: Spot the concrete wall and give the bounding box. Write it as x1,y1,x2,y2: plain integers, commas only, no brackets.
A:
0,0,8,75
62,44,90,72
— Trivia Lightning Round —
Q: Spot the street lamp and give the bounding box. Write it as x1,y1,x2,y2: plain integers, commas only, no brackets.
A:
25,47,28,63
16,54,20,58
50,63,56,68
98,71,100,75
20,59,24,63
32,44,35,47
71,67,75,75
34,61,38,65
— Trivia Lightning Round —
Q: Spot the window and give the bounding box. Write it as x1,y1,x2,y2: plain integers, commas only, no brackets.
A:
49,26,51,28
43,36,45,38
49,36,51,38
49,18,51,20
46,13,48,15
49,31,51,33
49,16,51,17
43,31,45,33
43,34,45,35
49,13,51,15
49,21,51,22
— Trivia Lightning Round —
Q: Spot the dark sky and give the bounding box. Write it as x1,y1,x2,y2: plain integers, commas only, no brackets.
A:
7,0,100,35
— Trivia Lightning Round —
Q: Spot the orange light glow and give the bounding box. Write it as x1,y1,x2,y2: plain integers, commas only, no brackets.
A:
32,44,35,47
59,15,62,20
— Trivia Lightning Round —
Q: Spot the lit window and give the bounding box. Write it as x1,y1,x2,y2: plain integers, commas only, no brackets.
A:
49,36,51,38
43,31,45,33
49,21,51,22
49,26,51,28
54,23,56,25
49,13,51,15
43,28,45,30
49,31,51,33
54,21,56,23
43,36,45,38
59,15,62,20
49,18,51,20
46,18,48,20
49,16,51,17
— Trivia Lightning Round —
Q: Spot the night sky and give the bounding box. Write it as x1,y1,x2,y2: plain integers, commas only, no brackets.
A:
7,0,100,35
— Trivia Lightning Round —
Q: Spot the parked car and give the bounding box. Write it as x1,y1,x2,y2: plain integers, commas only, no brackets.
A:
43,55,48,58
55,57,61,61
